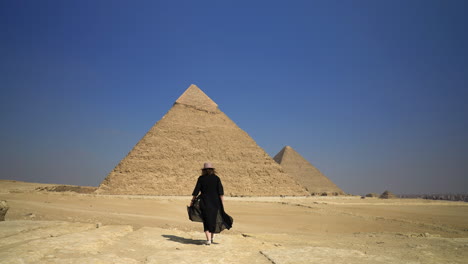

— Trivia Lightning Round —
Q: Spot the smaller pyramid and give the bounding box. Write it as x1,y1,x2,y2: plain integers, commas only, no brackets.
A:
274,146,344,195
379,190,397,199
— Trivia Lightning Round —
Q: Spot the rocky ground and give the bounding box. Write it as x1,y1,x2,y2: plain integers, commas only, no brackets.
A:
0,180,467,263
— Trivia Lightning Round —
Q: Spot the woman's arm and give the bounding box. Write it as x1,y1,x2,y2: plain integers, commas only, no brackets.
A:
218,177,225,205
190,195,197,206
190,177,201,205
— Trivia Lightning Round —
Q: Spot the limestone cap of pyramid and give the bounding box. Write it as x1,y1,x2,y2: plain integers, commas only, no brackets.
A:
175,84,218,112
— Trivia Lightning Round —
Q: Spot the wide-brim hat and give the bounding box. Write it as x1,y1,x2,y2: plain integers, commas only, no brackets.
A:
202,163,214,169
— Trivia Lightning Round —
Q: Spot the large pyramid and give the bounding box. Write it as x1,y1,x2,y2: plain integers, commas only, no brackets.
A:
97,85,309,196
273,146,344,195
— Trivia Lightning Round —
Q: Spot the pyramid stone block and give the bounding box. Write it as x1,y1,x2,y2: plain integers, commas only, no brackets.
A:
97,85,308,196
274,146,344,195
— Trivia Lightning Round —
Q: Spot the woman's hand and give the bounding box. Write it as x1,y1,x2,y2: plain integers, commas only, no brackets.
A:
190,196,196,206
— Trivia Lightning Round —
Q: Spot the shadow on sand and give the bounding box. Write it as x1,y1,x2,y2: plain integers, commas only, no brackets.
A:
162,235,205,245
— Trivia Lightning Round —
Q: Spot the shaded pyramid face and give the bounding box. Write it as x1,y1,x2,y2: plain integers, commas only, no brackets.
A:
273,146,344,195
97,85,308,196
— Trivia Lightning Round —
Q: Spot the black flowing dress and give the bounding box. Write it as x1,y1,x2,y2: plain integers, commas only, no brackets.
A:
192,174,233,233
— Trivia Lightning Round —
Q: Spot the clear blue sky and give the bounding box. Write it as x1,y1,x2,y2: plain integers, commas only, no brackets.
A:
1,0,467,195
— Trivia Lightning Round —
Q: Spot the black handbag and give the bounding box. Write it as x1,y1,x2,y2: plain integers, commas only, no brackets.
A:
187,196,203,222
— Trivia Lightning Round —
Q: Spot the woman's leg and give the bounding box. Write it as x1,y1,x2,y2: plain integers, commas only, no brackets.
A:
203,220,212,243
204,230,212,244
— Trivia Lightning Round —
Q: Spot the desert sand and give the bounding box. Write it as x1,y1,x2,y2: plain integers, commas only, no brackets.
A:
0,180,467,264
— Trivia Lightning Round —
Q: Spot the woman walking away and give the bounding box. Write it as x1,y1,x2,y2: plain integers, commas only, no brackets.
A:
191,163,233,245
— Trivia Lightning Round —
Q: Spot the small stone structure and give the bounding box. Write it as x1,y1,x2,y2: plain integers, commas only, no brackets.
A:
379,190,397,199
0,200,9,221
